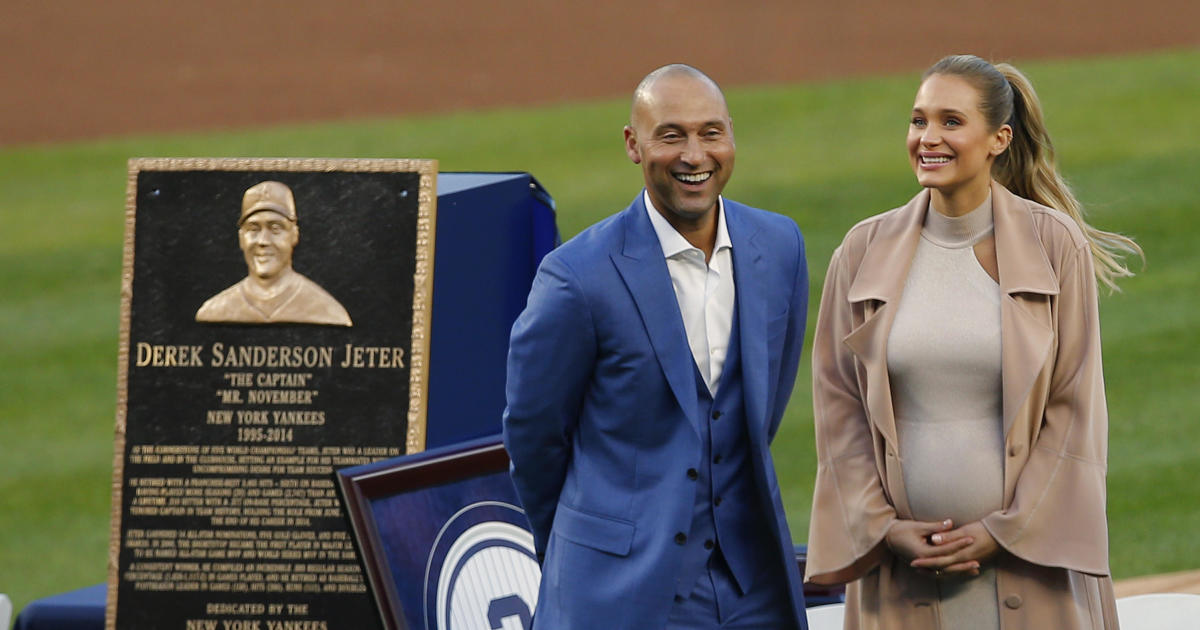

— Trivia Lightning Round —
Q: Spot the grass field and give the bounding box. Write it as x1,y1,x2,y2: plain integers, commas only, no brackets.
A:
2,48,1197,614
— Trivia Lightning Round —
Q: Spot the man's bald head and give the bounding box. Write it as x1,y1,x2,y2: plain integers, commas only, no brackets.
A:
623,64,735,231
630,64,727,127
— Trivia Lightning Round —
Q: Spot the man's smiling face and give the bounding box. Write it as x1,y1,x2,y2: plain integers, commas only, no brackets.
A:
624,73,735,227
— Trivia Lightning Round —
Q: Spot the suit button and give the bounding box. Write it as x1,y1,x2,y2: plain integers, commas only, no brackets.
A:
1004,594,1023,609
714,496,723,506
713,454,722,464
674,595,684,603
686,468,698,480
712,411,722,420
675,532,687,545
704,539,714,550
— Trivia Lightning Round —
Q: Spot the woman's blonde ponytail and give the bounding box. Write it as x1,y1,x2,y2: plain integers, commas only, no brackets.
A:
925,55,1144,291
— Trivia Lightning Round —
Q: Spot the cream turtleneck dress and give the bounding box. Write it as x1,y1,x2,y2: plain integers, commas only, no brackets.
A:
887,195,1003,630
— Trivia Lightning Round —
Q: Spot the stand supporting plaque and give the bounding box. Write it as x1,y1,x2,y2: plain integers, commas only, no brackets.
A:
107,158,437,630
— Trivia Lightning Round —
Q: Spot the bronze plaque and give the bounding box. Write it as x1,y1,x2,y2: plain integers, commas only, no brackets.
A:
107,158,436,630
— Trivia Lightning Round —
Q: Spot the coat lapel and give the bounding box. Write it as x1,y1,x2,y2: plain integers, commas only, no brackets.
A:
991,182,1059,437
842,183,1062,449
611,195,701,429
727,203,768,440
841,190,928,449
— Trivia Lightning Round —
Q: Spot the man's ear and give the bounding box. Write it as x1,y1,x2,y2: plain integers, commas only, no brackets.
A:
624,126,641,165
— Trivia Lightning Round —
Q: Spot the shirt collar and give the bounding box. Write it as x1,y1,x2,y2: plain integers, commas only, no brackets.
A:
643,190,732,260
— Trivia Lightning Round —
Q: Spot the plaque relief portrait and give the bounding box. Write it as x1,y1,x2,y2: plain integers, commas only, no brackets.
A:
196,180,353,326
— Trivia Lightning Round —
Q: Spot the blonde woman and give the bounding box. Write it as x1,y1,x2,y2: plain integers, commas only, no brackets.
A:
805,54,1141,629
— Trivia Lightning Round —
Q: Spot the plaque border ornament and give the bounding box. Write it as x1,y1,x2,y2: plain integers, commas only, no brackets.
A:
107,157,437,630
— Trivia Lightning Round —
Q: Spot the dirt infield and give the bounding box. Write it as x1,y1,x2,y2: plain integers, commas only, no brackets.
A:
1115,570,1200,597
2,0,1196,145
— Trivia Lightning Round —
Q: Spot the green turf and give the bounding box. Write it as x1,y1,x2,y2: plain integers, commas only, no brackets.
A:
2,48,1197,613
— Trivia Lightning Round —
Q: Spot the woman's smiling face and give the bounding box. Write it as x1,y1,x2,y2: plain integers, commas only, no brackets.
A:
907,73,1010,200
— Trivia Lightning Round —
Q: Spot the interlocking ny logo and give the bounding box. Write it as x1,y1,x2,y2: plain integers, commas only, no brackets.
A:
426,503,540,630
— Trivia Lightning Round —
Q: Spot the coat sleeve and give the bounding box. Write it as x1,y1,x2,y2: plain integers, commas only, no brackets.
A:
502,253,597,559
805,246,898,585
982,241,1111,576
767,221,809,443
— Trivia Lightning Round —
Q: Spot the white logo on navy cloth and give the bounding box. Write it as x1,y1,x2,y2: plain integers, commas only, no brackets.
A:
425,502,541,630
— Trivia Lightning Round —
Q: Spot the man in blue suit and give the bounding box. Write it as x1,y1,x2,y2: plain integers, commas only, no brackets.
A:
503,64,809,629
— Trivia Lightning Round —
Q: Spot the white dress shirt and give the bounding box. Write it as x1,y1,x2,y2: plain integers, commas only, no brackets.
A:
644,192,736,393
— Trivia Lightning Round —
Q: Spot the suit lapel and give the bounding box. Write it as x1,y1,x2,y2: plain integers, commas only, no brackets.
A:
610,196,701,429
841,190,928,449
991,182,1059,437
727,203,768,440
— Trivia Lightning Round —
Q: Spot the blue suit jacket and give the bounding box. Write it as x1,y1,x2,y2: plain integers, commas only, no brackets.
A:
503,194,809,629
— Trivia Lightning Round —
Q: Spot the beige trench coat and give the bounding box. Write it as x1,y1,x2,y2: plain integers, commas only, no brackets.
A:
805,182,1118,629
